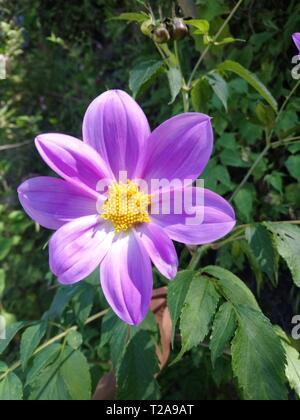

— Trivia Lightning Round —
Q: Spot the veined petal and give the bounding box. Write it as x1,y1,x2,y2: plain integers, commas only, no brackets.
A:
141,113,213,187
83,90,150,179
151,187,236,245
293,33,300,52
49,215,114,285
18,176,100,230
135,223,178,279
100,232,152,325
35,133,112,198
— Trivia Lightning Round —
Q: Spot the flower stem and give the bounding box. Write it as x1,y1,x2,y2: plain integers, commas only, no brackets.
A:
187,0,244,88
188,245,210,270
229,144,271,202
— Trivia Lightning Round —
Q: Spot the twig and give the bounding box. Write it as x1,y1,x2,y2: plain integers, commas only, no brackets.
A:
0,140,32,152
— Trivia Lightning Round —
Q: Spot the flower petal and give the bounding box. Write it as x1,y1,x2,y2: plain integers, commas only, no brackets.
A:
18,177,99,230
100,232,152,325
82,90,151,179
151,187,236,245
135,223,178,279
35,133,112,197
141,113,213,186
293,33,300,53
49,215,114,285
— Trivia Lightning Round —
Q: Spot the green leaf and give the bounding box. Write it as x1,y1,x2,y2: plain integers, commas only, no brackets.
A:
206,72,228,111
0,321,29,355
46,284,81,319
61,349,91,400
101,310,128,370
218,60,278,112
233,188,254,222
231,305,287,400
285,155,300,182
178,275,220,358
202,266,259,310
0,269,5,298
167,67,182,104
275,327,300,398
191,77,211,113
20,322,48,369
245,224,278,286
29,345,90,400
167,270,194,345
112,12,149,23
255,102,276,130
264,223,300,287
73,285,94,327
0,372,23,400
129,60,165,98
0,237,14,261
26,344,61,386
210,302,237,366
185,19,210,34
67,330,83,350
116,330,160,400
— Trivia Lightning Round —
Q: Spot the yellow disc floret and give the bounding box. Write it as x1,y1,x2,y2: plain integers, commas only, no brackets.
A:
101,180,151,232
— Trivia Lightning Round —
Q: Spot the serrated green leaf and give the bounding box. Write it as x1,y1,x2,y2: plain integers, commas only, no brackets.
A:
264,223,300,287
112,12,149,23
245,224,278,286
218,60,278,112
275,328,300,398
231,305,287,400
210,302,237,366
178,275,220,359
129,60,165,98
202,266,259,310
61,349,91,400
0,372,23,400
167,270,194,345
116,330,160,400
206,72,228,111
167,67,182,104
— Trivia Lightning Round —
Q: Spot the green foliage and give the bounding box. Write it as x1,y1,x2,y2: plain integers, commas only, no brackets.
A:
231,306,287,400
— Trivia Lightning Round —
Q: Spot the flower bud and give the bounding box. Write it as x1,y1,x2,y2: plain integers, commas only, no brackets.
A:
153,24,170,44
140,19,154,37
169,17,189,41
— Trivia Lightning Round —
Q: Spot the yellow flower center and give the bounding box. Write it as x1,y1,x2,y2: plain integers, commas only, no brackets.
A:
101,180,151,232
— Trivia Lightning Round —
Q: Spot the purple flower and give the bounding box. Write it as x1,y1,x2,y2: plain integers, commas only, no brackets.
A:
293,33,300,54
18,90,236,325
